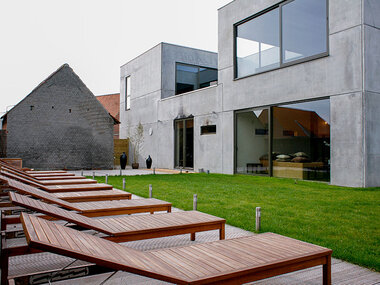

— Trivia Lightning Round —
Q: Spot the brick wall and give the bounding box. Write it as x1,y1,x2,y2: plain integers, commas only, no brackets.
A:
6,64,114,170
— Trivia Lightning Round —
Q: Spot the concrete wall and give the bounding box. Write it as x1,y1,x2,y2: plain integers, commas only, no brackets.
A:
120,43,220,170
161,43,218,99
217,0,380,186
363,0,380,187
6,64,114,170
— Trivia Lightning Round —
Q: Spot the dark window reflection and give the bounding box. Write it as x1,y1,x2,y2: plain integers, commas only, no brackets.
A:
176,63,217,95
272,99,330,181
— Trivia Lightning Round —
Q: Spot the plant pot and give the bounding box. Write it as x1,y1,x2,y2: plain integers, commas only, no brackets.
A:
132,163,139,169
120,152,127,169
146,155,152,169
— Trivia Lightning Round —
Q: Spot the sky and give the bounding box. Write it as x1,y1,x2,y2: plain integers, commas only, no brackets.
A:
0,0,232,116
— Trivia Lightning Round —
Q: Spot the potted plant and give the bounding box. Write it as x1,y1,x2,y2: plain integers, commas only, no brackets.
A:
129,122,144,169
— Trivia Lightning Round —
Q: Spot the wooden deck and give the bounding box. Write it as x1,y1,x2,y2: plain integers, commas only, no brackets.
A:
20,213,332,285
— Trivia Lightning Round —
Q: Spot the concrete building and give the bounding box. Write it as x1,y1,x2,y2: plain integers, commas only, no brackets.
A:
120,0,380,187
2,64,116,170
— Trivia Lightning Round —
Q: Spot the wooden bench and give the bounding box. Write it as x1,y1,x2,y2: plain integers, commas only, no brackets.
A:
20,213,332,285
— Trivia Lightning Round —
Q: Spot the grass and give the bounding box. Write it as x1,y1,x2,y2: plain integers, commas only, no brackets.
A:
94,173,380,272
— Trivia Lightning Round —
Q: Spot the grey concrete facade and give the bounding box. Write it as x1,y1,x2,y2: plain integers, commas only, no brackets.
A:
4,64,115,170
120,0,380,187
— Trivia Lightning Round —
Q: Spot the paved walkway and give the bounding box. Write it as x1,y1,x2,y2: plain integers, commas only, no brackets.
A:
70,167,193,177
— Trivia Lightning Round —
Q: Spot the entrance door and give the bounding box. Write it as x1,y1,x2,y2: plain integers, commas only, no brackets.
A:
175,118,194,168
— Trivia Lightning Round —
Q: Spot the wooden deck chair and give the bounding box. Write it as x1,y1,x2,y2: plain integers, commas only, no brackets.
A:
0,192,225,283
0,173,131,202
8,192,225,242
0,171,113,192
0,175,171,217
0,167,95,185
19,213,332,285
0,159,75,176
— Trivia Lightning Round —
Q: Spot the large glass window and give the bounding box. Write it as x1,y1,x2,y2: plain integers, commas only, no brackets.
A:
236,8,280,77
235,99,330,181
176,63,217,95
282,0,327,63
236,109,269,175
125,76,131,110
272,99,330,181
235,0,328,78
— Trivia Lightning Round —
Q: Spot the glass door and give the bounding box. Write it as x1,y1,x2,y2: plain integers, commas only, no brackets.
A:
175,118,194,168
235,108,269,175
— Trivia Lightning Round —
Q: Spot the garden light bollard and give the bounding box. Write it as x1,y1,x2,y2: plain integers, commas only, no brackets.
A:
153,168,156,175
180,167,183,174
256,207,261,232
193,194,197,211
92,172,95,180
149,184,153,198
119,168,122,176
80,169,83,176
122,178,126,190
105,174,108,184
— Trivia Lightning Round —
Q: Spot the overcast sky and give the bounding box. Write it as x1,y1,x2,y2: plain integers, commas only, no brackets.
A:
0,0,231,115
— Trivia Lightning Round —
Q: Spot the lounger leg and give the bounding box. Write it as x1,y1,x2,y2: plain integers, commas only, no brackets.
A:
191,233,195,241
323,254,331,285
1,232,9,285
219,224,225,240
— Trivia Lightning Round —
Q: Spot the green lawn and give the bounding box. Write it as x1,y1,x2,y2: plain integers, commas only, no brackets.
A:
95,174,380,271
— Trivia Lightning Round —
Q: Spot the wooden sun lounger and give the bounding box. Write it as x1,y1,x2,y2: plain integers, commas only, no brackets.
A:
1,194,225,284
0,167,95,185
0,162,71,177
27,172,75,178
0,175,171,217
8,192,225,241
20,213,332,285
1,171,112,192
52,189,131,202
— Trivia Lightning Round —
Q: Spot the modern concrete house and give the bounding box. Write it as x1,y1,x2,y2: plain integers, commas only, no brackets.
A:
2,64,116,170
120,0,380,187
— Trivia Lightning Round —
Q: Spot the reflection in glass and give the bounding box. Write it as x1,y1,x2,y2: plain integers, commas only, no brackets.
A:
236,109,269,174
272,99,330,181
175,119,194,168
125,76,131,110
282,0,327,63
236,8,280,77
176,64,217,95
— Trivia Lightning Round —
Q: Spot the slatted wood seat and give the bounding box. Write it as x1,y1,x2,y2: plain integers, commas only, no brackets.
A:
0,175,171,217
1,167,96,185
20,214,332,285
31,175,86,181
25,170,68,174
8,192,225,242
0,162,75,179
53,189,131,202
1,171,113,192
28,172,75,178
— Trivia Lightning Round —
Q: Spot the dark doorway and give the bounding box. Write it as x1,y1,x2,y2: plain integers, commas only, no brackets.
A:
175,118,194,168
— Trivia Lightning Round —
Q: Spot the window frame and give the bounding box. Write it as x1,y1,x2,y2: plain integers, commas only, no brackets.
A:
233,0,329,79
125,76,131,111
175,62,217,95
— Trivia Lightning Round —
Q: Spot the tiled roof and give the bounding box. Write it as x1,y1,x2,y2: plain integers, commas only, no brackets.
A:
96,93,120,120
